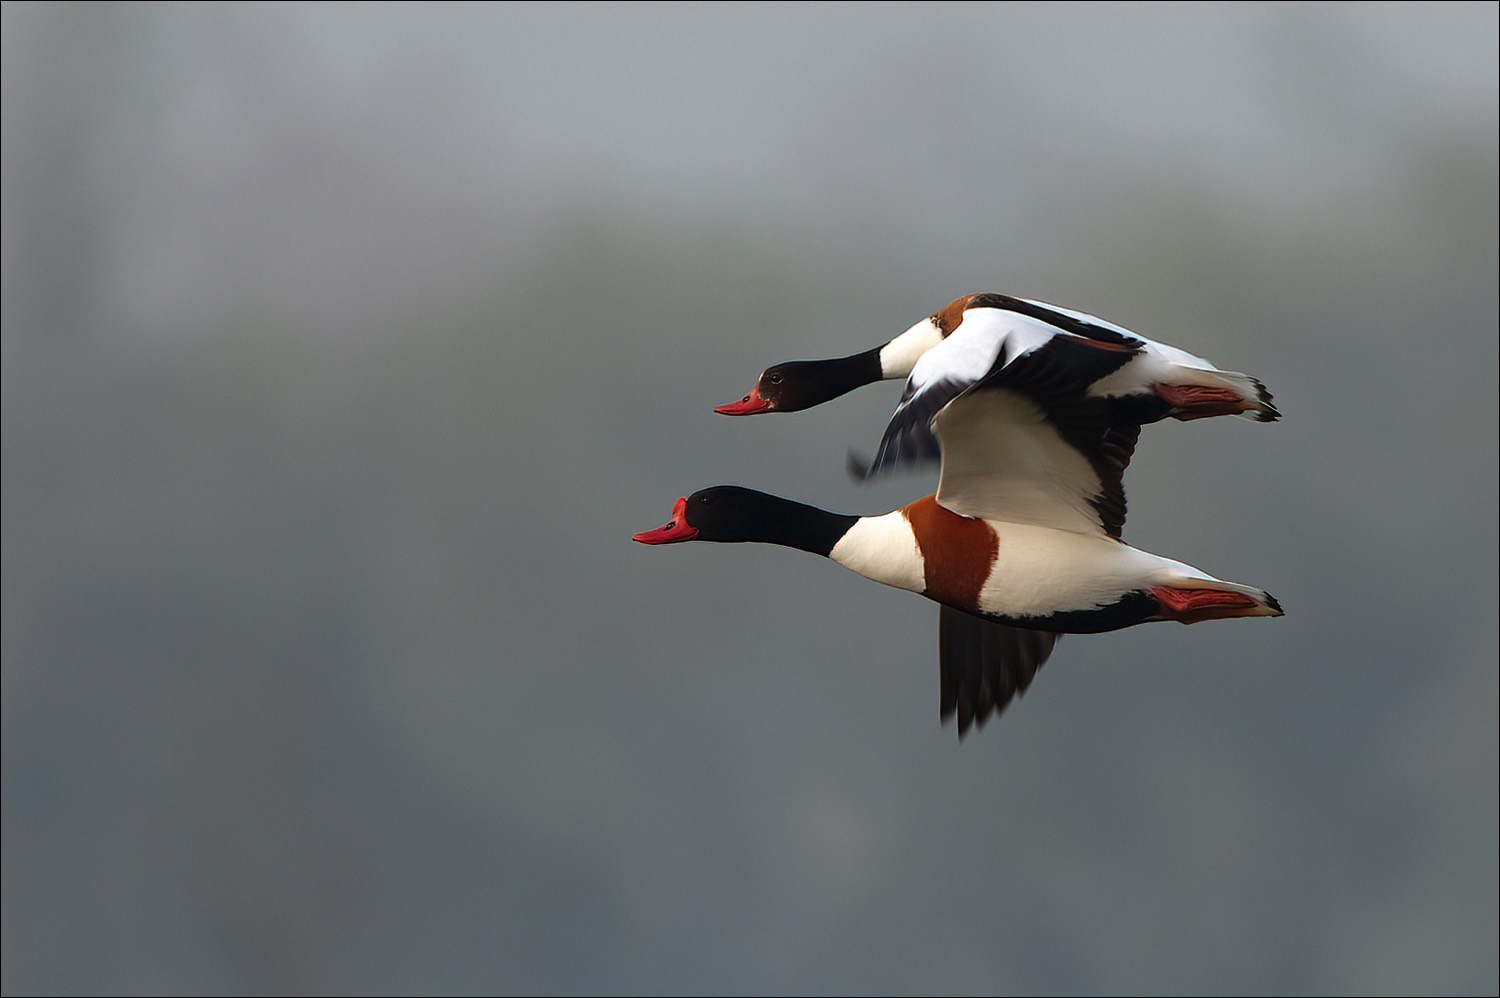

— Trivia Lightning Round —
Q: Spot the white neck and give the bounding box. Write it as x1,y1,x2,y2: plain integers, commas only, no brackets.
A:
878,318,944,379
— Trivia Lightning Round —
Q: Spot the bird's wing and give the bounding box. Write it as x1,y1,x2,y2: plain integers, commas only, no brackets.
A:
939,605,1060,737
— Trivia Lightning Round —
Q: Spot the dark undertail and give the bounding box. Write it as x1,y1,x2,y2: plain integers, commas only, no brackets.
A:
981,591,1161,635
1103,393,1174,426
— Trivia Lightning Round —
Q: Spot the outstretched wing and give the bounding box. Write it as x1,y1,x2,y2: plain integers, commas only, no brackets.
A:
860,305,1144,482
939,606,1060,737
931,335,1146,537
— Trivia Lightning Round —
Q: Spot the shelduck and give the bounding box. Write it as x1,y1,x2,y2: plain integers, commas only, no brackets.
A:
645,338,1282,735
715,294,1279,443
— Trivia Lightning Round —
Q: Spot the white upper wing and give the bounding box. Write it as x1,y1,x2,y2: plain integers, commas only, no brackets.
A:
859,308,1145,539
933,389,1114,535
860,306,1144,481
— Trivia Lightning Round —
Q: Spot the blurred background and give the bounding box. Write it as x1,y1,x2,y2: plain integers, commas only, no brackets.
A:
3,3,1496,994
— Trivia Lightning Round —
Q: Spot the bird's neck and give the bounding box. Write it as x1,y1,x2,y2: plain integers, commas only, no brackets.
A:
792,349,884,409
724,492,861,557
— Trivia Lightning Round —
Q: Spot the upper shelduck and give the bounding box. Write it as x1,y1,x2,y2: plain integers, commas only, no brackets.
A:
715,293,1278,441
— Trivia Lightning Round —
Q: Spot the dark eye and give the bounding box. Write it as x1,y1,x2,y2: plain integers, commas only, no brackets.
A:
698,495,713,505
769,373,783,385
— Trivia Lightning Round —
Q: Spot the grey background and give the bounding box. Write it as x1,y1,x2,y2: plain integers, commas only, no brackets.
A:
3,3,1496,995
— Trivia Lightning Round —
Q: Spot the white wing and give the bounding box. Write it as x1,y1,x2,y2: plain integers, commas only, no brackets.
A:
860,306,1143,480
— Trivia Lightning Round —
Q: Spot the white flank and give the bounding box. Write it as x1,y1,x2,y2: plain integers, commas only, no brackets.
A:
1089,352,1220,399
977,524,1187,618
829,511,926,596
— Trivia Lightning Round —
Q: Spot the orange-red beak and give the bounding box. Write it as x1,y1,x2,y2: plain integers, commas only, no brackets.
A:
713,387,771,415
632,497,699,544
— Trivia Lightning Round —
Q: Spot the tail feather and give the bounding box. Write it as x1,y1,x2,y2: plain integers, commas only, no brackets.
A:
1228,370,1280,422
1160,367,1280,422
1244,374,1280,422
1151,578,1284,624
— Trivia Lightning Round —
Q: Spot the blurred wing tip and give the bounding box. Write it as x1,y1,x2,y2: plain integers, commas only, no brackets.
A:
846,447,876,483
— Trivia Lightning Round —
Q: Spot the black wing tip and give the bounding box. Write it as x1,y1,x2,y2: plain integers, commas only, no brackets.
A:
863,376,969,482
858,429,942,483
846,448,873,482
941,702,989,740
939,689,1018,740
938,608,1061,741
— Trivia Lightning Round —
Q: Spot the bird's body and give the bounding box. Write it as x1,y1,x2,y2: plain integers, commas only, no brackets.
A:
716,293,1278,439
634,484,1279,734
830,494,1277,632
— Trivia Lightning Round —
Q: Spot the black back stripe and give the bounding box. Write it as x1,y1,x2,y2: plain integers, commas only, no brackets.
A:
966,294,1144,347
